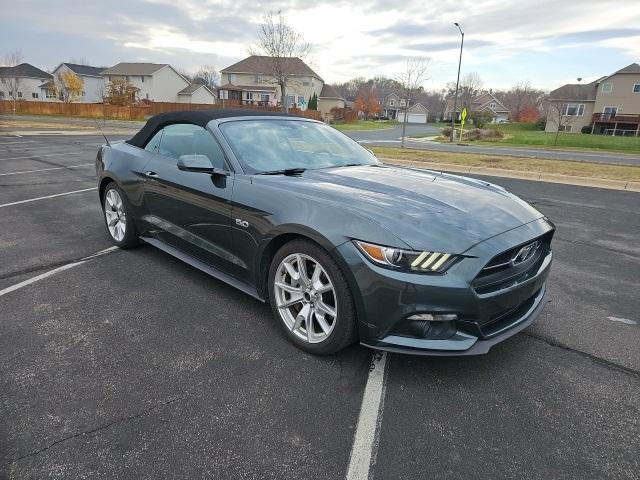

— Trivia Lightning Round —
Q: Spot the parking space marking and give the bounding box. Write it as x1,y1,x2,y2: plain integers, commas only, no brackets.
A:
0,152,86,161
346,352,388,480
607,316,637,325
0,163,93,176
0,246,118,298
0,187,97,208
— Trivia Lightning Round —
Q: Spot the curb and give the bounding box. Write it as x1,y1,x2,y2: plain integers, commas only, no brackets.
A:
379,158,640,193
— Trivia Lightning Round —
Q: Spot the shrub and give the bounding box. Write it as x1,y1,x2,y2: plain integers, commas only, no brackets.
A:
581,125,592,134
535,117,547,130
441,126,452,137
469,110,494,128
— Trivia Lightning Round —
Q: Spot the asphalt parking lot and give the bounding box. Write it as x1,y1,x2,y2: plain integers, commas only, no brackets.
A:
1,133,639,479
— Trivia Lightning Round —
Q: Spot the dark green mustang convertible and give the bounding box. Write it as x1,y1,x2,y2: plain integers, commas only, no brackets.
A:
96,109,554,355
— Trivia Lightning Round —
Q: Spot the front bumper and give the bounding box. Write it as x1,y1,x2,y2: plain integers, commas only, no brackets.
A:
336,218,554,356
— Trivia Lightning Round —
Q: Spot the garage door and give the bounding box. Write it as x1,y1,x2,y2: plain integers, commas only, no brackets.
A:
398,113,427,123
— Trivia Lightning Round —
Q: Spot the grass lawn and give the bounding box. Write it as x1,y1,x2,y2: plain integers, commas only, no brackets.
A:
481,123,640,153
332,120,398,131
370,146,640,182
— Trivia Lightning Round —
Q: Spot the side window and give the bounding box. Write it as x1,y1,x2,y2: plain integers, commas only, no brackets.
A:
144,129,163,154
158,124,226,170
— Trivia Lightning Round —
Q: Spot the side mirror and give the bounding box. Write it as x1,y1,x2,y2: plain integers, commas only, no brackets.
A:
177,154,229,176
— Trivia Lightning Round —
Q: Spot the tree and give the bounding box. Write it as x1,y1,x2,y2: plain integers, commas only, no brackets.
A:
104,77,139,106
307,92,317,110
55,71,84,102
253,11,311,112
496,81,545,122
0,51,24,114
469,110,493,128
459,72,483,111
396,57,431,146
193,65,220,89
354,86,381,119
546,98,580,146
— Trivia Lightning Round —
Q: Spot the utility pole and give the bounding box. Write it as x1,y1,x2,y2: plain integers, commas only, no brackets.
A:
450,23,464,142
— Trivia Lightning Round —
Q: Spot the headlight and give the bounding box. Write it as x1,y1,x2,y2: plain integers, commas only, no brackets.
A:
353,240,460,273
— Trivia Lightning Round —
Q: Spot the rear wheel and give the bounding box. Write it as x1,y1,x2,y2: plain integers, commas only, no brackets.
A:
268,239,357,355
102,182,140,248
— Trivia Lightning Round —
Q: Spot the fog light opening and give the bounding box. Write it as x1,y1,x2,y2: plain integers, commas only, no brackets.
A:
406,313,458,340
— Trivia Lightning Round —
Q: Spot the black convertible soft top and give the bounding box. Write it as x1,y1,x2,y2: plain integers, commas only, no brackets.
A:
126,108,298,148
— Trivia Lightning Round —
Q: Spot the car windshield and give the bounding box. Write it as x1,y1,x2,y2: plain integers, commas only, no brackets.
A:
219,119,379,173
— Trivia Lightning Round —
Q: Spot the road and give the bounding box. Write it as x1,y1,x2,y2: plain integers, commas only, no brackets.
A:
345,124,640,166
1,133,638,479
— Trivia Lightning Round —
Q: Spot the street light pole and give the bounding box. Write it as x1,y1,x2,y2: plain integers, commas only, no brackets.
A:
450,22,464,142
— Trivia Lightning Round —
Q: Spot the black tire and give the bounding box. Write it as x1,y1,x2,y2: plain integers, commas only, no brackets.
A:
268,239,358,355
102,182,140,249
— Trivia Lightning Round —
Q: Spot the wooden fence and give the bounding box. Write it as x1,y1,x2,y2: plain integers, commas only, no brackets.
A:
0,100,324,121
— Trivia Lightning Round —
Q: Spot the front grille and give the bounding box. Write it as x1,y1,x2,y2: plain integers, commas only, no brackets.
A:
472,232,552,295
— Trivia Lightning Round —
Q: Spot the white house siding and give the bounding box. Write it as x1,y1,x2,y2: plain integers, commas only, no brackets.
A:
177,87,216,104
0,77,45,101
47,64,104,103
103,66,189,103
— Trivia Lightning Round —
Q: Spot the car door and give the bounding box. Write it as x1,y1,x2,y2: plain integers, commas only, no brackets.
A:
142,123,238,272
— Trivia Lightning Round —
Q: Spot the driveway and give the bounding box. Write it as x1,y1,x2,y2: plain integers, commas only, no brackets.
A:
346,124,640,166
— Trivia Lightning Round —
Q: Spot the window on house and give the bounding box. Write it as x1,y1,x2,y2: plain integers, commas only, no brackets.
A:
298,95,305,105
17,92,22,98
562,103,585,116
286,95,295,107
303,80,310,86
81,91,85,97
141,76,145,83
108,76,111,82
389,100,395,106
490,102,497,109
246,92,253,100
260,93,269,102
400,99,406,106
32,92,39,99
633,83,640,93
219,90,229,100
254,75,263,83
46,89,56,98
0,91,4,98
601,83,613,93
227,73,236,83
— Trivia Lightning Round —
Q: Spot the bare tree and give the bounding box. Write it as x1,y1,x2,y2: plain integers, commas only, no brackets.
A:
252,11,311,112
396,57,431,147
193,65,220,90
0,51,24,114
459,72,483,111
546,99,580,146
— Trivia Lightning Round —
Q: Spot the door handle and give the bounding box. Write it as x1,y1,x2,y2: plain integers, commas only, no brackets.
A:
145,171,159,178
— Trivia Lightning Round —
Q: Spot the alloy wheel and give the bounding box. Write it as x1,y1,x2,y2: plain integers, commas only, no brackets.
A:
273,253,337,344
104,189,127,242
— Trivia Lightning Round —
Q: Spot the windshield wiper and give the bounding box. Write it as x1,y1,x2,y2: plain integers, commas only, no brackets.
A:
258,168,307,176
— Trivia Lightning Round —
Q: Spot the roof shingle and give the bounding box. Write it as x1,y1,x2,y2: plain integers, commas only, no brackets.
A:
0,63,52,79
101,62,168,76
319,84,343,99
221,56,322,81
61,63,106,77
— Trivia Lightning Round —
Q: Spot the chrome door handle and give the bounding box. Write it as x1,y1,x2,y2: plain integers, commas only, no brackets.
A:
145,171,159,178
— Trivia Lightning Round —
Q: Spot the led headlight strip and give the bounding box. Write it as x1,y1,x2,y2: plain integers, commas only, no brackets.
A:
354,241,457,273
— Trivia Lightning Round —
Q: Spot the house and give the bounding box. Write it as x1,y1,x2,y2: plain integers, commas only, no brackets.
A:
100,63,195,103
382,93,408,119
177,83,217,104
444,92,510,123
218,55,325,110
0,63,52,101
397,103,429,123
40,63,106,102
317,84,346,118
545,63,640,135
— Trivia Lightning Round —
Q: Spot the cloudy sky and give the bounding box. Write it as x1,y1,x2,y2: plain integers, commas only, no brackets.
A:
2,0,639,91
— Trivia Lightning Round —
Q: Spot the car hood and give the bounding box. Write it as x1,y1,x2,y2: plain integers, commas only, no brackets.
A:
256,164,544,253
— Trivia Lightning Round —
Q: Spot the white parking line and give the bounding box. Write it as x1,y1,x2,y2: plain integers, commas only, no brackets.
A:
0,187,97,208
0,247,118,298
0,152,86,161
0,163,93,176
346,352,388,480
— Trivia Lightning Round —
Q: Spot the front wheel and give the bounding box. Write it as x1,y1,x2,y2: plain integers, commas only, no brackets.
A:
268,239,357,355
102,182,140,248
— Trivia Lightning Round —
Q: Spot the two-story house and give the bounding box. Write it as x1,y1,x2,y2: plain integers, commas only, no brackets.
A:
382,93,407,119
218,55,328,110
0,63,52,101
444,92,510,123
545,63,640,135
100,63,195,103
40,63,106,102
